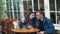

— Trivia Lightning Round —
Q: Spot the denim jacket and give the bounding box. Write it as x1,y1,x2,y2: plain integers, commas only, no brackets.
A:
33,17,55,34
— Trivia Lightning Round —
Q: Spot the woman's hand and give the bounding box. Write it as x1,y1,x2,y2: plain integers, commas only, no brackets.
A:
21,17,25,23
20,25,27,29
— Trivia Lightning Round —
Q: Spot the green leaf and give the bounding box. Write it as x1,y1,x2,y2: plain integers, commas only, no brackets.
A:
5,10,10,16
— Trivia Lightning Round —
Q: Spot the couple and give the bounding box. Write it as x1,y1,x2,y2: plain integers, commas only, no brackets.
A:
19,10,54,34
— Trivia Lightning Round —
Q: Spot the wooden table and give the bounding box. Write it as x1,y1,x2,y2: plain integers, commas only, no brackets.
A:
12,28,39,34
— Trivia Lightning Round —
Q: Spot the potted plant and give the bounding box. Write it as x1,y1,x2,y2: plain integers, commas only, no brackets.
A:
0,1,10,20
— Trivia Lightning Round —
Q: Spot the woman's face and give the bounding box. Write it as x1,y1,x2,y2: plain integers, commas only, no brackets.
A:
29,13,35,19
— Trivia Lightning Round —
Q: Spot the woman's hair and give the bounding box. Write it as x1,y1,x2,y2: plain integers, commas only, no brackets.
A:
28,12,34,25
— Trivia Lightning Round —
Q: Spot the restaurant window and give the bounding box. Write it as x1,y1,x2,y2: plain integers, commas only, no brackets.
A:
50,0,60,11
23,0,44,17
34,0,44,11
57,12,60,24
6,0,20,19
50,0,55,11
50,12,56,24
57,0,60,24
34,0,38,10
6,0,45,19
23,0,32,12
57,0,60,11
50,0,60,24
50,0,56,24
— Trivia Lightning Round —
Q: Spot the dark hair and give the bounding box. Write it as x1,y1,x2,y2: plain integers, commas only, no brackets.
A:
28,12,34,25
36,9,45,16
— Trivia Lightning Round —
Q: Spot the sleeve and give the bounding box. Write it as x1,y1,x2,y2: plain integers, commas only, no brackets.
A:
32,18,36,28
24,17,28,28
44,19,55,33
19,22,23,28
32,17,39,28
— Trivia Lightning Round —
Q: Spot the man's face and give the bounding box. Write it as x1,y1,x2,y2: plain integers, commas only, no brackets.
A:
36,12,43,20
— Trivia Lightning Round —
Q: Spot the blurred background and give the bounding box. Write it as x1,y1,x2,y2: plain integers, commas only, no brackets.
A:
0,0,60,34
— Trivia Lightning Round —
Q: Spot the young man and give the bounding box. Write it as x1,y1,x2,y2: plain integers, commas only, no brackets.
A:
34,10,55,34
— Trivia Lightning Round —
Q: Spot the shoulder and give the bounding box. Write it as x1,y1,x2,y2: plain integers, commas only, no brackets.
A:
44,17,51,21
32,17,38,21
44,17,53,24
33,17,37,20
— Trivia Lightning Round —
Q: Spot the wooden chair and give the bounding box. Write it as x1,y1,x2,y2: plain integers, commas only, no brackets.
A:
5,18,14,34
2,20,7,34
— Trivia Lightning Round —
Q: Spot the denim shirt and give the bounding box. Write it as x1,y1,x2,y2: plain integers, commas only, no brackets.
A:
33,17,55,34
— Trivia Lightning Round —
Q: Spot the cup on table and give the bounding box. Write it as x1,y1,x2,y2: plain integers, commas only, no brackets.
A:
28,25,33,29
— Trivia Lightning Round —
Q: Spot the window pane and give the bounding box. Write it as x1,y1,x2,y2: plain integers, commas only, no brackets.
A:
13,2,16,11
13,2,20,11
23,1,27,11
34,0,44,11
6,3,9,10
10,12,13,19
50,12,56,24
50,0,55,11
40,0,44,9
14,12,17,19
34,0,38,10
13,0,19,2
57,0,60,11
6,0,8,2
10,3,12,11
6,0,11,3
28,1,32,11
57,12,60,24
17,2,20,11
23,0,32,12
8,12,11,18
17,12,20,19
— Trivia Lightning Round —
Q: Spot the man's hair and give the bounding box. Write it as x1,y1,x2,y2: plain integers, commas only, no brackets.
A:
36,9,45,16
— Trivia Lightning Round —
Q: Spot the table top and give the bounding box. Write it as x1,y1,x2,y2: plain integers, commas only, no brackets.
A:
12,28,39,33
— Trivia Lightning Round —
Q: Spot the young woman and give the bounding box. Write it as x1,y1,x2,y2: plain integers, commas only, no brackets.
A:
19,12,35,28
19,12,36,34
27,12,35,28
